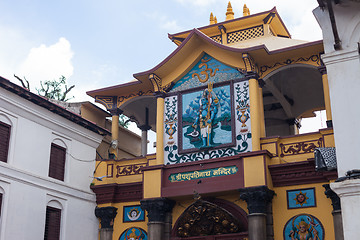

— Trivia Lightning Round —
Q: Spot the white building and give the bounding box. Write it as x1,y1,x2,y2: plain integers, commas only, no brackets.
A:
313,1,360,240
0,76,109,240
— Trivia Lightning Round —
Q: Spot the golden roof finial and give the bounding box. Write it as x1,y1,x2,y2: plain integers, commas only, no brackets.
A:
210,12,215,25
226,1,234,21
243,4,250,16
214,16,218,24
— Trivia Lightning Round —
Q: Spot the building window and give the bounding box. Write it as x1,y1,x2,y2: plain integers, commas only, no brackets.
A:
0,121,11,163
44,206,61,240
48,143,66,181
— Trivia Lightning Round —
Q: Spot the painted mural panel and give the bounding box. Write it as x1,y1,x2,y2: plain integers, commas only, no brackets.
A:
287,188,316,209
182,83,232,150
170,53,244,92
123,205,145,222
119,227,147,240
163,53,251,165
283,214,324,240
164,81,251,164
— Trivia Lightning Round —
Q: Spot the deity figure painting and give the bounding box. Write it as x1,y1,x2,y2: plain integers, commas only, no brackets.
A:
119,227,147,240
182,83,232,150
123,206,144,222
287,188,316,209
284,214,324,240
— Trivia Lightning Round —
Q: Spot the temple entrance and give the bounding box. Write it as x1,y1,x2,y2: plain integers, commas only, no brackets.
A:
171,198,248,240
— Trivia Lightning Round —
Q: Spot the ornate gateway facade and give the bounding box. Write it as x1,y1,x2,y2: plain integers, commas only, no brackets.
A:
88,3,342,240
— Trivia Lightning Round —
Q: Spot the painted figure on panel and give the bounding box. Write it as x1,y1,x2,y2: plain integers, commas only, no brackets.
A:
290,219,318,240
284,214,323,240
192,82,219,147
119,227,147,240
182,83,232,150
294,192,309,206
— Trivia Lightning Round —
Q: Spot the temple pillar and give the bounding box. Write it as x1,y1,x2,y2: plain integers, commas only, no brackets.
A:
247,72,261,151
258,82,266,138
155,92,165,165
95,206,118,240
239,186,275,240
141,198,175,240
109,108,123,159
318,66,333,127
323,184,344,240
139,125,151,157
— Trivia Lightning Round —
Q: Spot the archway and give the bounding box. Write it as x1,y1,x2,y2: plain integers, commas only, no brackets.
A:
171,198,248,240
262,64,325,137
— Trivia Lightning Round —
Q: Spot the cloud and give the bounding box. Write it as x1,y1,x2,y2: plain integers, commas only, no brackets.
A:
17,38,74,87
176,0,217,7
146,12,183,32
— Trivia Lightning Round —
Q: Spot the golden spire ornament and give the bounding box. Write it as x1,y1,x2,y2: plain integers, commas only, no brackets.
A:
226,1,234,21
243,4,250,16
210,12,215,25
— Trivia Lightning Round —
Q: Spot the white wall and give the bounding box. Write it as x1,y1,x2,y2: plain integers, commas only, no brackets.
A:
0,87,103,240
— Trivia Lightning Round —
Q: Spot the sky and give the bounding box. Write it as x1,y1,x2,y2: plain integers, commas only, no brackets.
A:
0,0,323,151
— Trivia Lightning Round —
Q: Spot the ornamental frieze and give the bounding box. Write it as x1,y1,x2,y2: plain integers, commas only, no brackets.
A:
116,163,147,177
279,138,323,157
259,54,321,76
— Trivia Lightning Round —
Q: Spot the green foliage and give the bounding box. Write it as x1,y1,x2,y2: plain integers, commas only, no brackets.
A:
119,114,129,128
36,76,75,101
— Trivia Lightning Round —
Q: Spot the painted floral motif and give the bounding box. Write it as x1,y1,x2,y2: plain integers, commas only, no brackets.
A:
164,96,178,144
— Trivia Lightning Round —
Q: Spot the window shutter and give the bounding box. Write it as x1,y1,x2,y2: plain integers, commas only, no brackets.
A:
0,122,11,163
48,144,66,181
44,206,61,240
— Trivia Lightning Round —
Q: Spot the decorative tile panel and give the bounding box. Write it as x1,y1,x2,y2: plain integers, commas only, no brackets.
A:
170,53,244,92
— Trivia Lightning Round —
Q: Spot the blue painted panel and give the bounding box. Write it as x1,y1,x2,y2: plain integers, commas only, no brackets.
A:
119,227,147,240
123,205,145,222
287,188,316,209
170,53,244,92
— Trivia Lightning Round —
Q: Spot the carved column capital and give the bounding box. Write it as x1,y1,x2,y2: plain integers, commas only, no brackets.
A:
141,198,175,222
244,71,260,80
95,206,118,229
109,108,123,116
323,184,341,211
153,91,167,98
239,186,275,214
318,65,327,75
139,125,152,131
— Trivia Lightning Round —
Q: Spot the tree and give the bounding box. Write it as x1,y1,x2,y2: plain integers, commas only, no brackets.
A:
36,76,75,101
119,114,130,128
14,75,75,102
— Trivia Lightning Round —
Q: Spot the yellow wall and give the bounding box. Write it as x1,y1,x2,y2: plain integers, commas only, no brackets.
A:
243,155,266,187
98,202,148,240
272,183,335,240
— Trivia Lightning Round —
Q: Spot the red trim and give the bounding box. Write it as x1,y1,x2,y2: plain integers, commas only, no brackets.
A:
268,159,337,187
134,28,322,80
86,80,142,96
91,182,143,204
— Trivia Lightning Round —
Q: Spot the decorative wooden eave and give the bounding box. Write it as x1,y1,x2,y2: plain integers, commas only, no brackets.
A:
168,7,291,45
133,28,324,85
268,158,337,187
